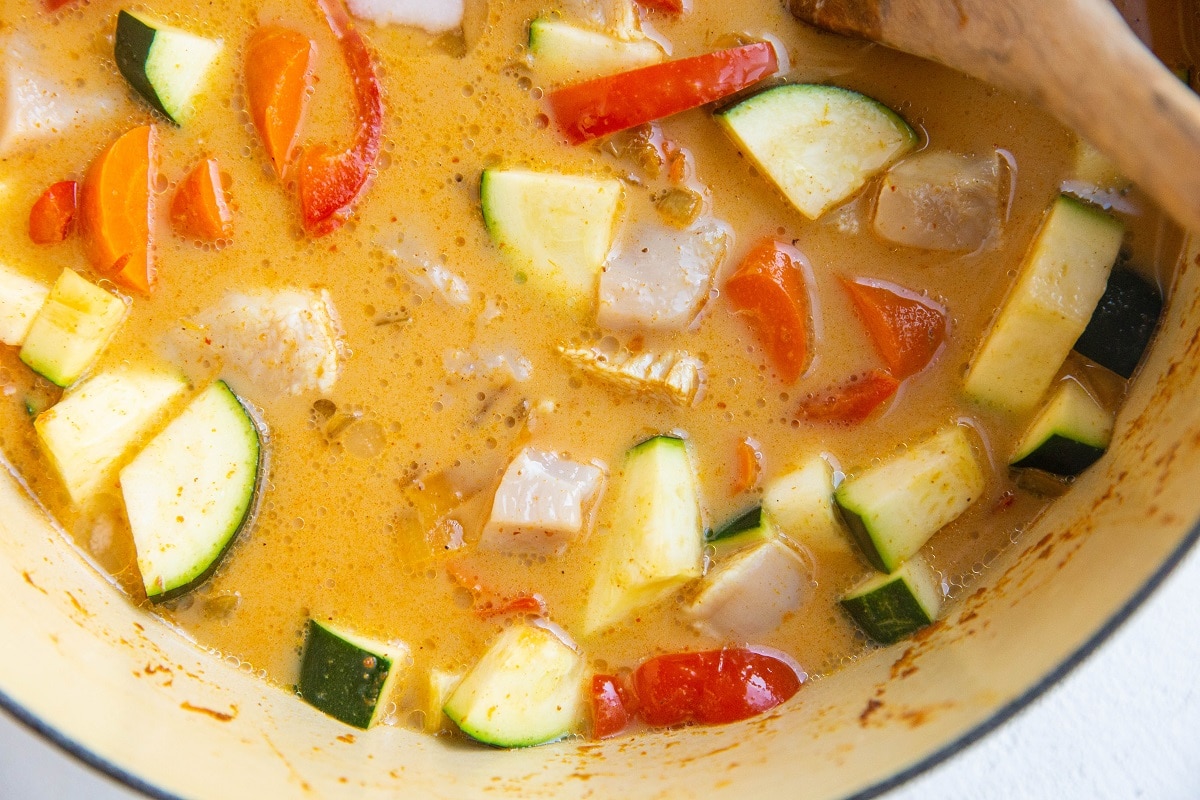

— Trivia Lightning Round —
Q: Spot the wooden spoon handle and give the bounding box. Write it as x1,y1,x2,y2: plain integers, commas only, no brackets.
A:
792,0,1200,233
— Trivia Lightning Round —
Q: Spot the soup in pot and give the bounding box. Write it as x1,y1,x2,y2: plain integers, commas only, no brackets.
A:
0,0,1182,744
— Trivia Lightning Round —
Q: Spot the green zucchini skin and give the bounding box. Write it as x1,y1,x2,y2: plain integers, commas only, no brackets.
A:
1073,266,1163,379
708,507,762,542
1011,434,1106,477
840,575,934,645
114,11,173,121
297,620,393,730
837,505,889,573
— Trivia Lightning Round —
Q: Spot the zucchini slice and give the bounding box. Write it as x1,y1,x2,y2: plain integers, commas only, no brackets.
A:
120,381,261,602
19,269,127,387
964,195,1124,414
444,623,586,748
0,264,49,347
528,17,664,84
297,619,408,729
835,426,985,572
480,169,622,308
707,506,775,555
114,10,223,125
1010,380,1114,477
1072,266,1163,379
35,368,189,505
687,538,811,639
584,435,704,634
762,455,851,555
840,555,943,645
716,84,917,220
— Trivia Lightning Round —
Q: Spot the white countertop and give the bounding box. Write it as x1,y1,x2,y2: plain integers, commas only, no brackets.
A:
2,542,1199,800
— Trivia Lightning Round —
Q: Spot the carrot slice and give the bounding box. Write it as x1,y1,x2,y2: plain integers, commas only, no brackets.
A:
171,159,234,241
29,180,78,244
796,369,900,425
297,0,384,236
80,125,156,295
841,277,947,379
724,239,811,384
730,437,762,496
245,26,315,178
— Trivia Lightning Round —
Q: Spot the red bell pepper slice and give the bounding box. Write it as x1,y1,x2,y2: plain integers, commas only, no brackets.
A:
797,369,900,425
43,0,76,10
724,239,811,384
297,0,384,236
591,674,635,739
548,41,778,144
632,648,803,727
636,0,688,13
445,559,548,620
29,180,78,244
841,277,947,379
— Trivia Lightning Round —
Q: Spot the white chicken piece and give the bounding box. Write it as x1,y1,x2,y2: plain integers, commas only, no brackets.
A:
345,0,465,33
558,343,705,407
0,35,125,155
598,219,730,331
873,151,1001,252
688,538,812,639
192,289,346,396
481,448,605,555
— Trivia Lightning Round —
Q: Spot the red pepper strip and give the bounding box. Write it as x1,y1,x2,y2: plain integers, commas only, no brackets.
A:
636,0,687,13
43,0,76,10
297,0,384,236
591,674,635,739
633,648,803,727
796,369,900,425
29,180,78,244
841,277,947,379
445,559,548,619
724,239,811,384
547,42,778,144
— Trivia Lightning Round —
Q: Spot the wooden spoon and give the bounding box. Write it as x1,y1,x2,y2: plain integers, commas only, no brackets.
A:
789,0,1200,233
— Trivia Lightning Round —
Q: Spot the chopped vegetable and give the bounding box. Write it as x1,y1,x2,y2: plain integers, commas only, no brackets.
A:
422,668,463,733
840,555,943,645
585,436,704,634
189,289,346,396
297,0,384,235
730,437,761,496
1010,379,1114,477
964,195,1124,414
0,265,50,347
481,448,606,555
835,426,985,572
35,368,188,505
481,170,622,307
707,506,775,555
636,0,686,13
841,277,947,379
444,623,586,747
529,16,665,84
548,42,779,144
598,219,729,331
114,10,224,126
687,538,811,638
1072,266,1163,379
797,370,901,425
717,84,918,220
171,159,233,241
121,381,261,601
245,26,315,178
633,648,803,726
80,125,157,295
297,619,407,728
762,455,852,555
590,674,633,739
29,181,78,244
20,270,127,388
873,151,1001,252
724,239,811,384
446,559,548,619
559,343,705,407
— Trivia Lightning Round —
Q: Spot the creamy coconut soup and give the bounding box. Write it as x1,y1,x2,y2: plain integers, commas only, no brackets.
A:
0,0,1181,743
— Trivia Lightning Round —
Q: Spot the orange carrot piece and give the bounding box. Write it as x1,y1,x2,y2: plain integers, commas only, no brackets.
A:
797,369,900,425
80,125,156,295
29,180,78,244
841,277,947,379
724,239,811,384
246,26,315,178
171,159,234,241
730,437,762,496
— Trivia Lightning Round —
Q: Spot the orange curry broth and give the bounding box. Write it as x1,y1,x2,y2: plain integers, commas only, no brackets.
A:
0,0,1182,732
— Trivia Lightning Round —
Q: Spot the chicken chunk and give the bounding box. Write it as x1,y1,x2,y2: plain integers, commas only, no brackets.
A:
873,151,1001,252
559,343,705,407
598,219,730,331
191,289,347,396
345,0,465,33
